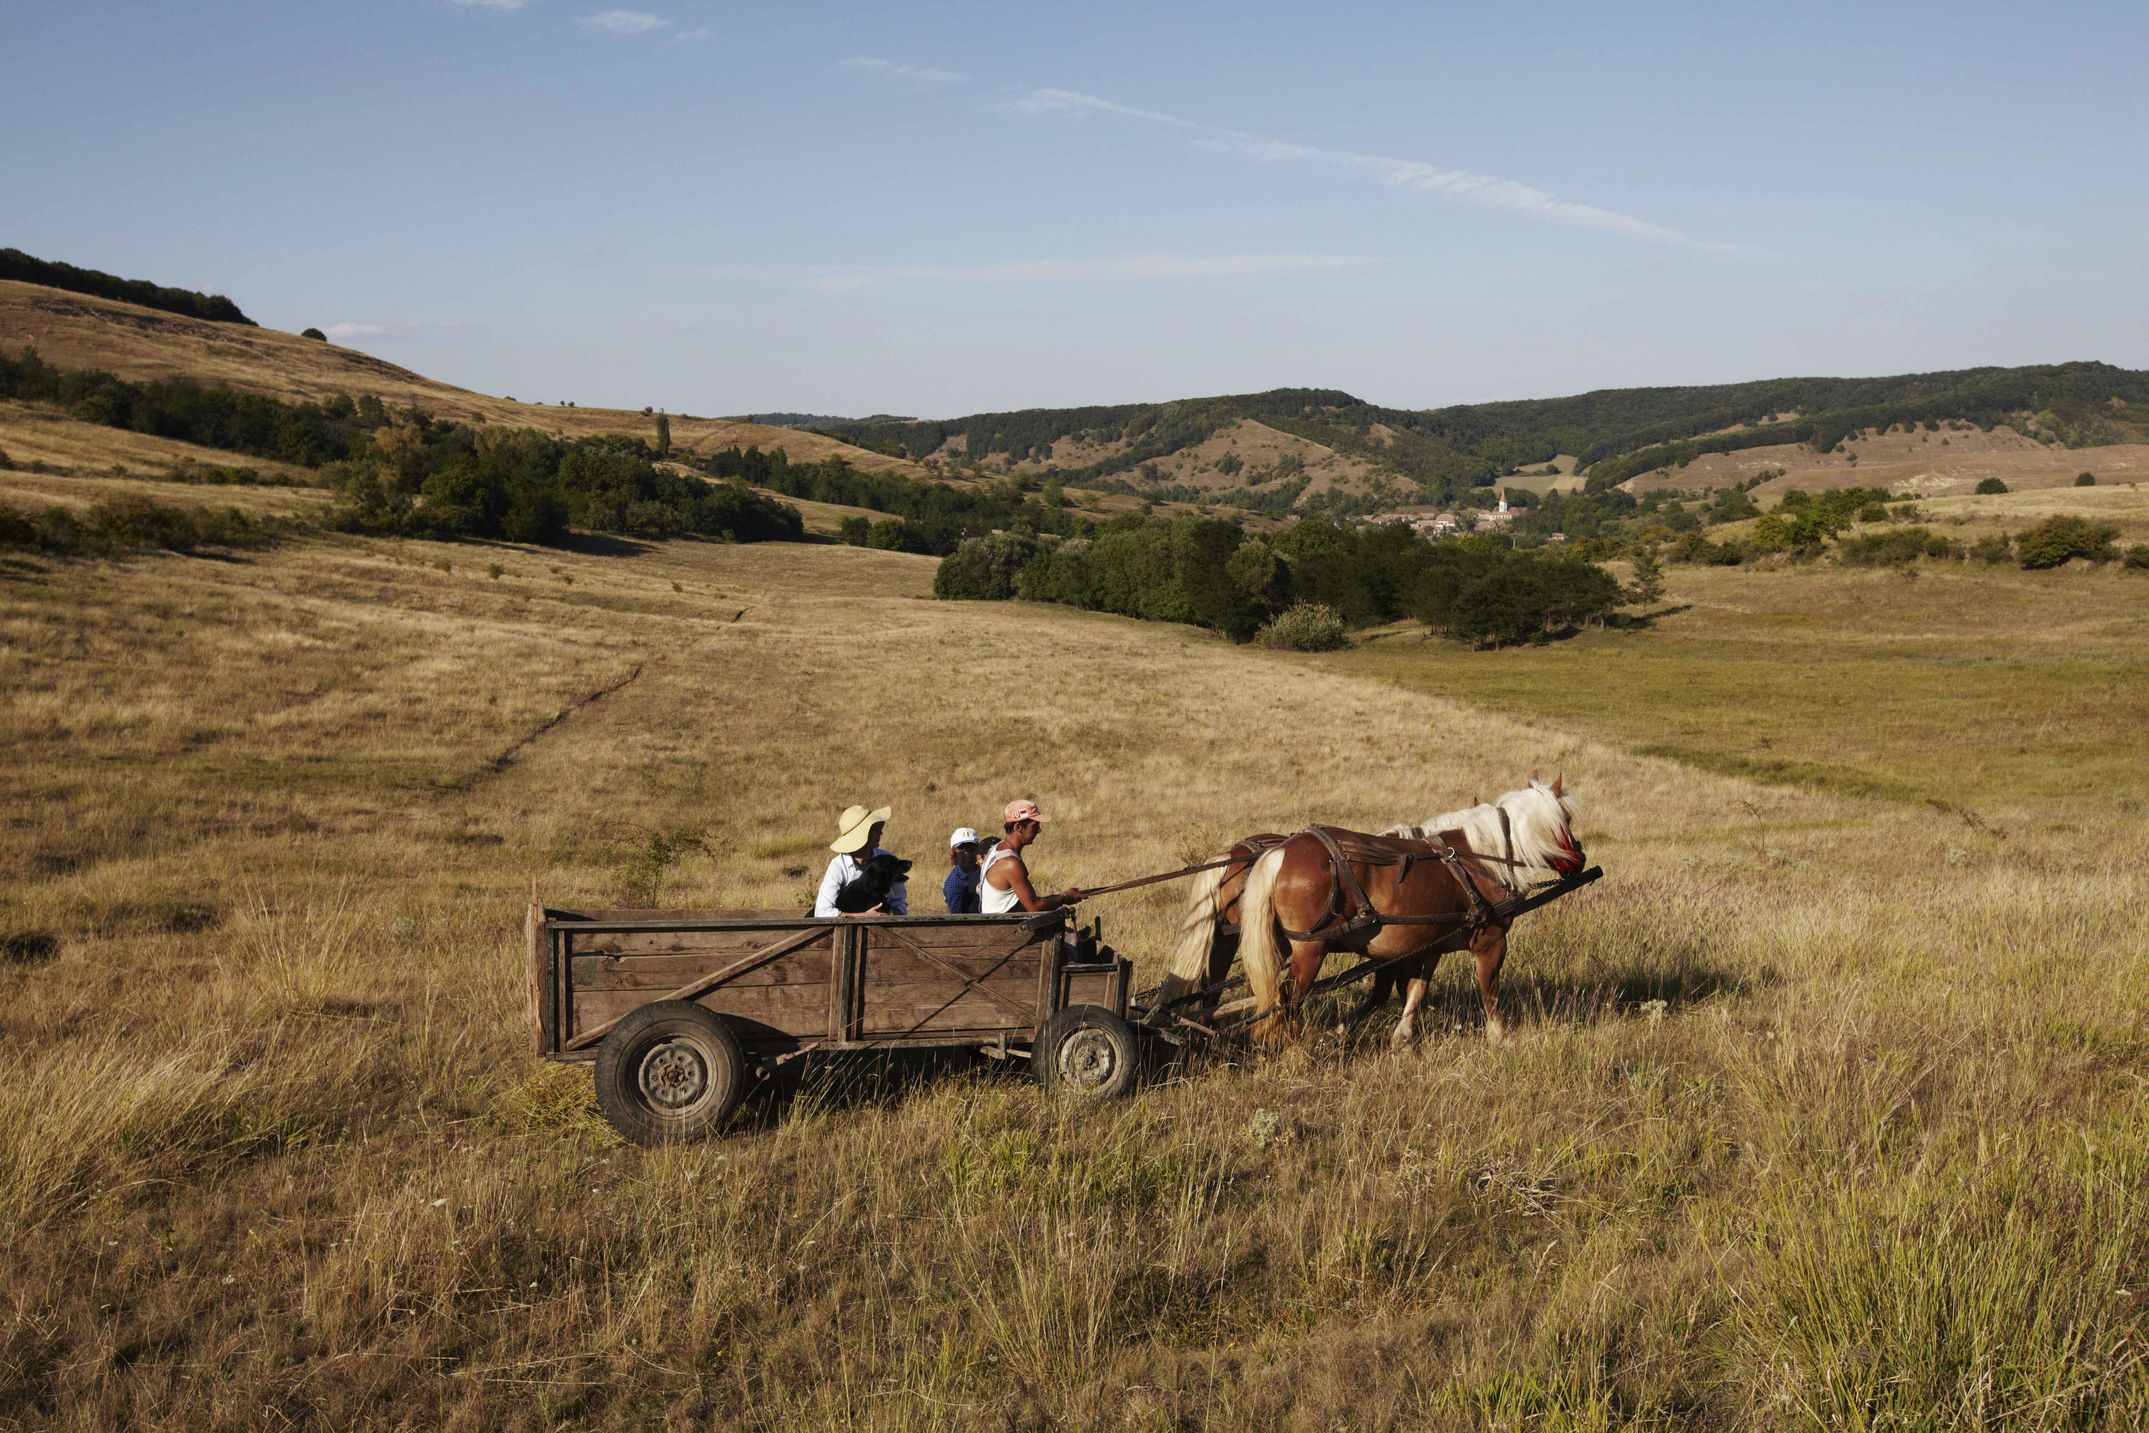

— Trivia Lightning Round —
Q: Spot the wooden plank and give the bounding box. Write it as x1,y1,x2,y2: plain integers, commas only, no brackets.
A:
570,948,833,990
861,942,1043,983
565,928,815,958
567,986,829,1043
835,923,861,1042
526,903,547,1055
562,924,834,1052
548,907,797,922
857,983,1035,1037
857,925,1037,952
1060,971,1116,1009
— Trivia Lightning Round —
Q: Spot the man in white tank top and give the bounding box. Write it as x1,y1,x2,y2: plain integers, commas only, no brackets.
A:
979,799,1085,914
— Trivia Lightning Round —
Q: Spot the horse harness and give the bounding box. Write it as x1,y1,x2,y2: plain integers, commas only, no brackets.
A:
1271,825,1500,944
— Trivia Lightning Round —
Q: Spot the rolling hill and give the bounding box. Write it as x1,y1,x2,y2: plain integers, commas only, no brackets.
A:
0,280,929,477
828,362,2149,507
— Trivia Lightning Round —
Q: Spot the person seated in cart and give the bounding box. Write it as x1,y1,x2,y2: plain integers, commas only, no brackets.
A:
943,826,985,914
979,800,1085,914
814,804,908,916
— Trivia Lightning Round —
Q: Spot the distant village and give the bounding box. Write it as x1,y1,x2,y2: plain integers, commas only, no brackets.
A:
1368,494,1564,541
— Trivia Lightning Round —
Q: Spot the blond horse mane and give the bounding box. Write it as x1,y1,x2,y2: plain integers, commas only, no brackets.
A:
1381,779,1582,892
1157,856,1235,1003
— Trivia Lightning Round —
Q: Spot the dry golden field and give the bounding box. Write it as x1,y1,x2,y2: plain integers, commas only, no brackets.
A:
4,487,2149,1429
0,282,927,476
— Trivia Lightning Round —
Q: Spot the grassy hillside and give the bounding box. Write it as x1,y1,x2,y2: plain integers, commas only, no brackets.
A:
2,468,2146,1424
0,280,928,477
829,362,2149,512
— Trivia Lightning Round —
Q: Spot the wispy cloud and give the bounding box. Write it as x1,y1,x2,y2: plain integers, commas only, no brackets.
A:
812,252,1377,292
842,56,971,85
325,320,462,341
674,26,712,41
447,0,533,10
579,9,668,36
1014,87,1759,255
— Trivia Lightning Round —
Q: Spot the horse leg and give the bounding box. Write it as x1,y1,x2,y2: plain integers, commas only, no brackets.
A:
1390,974,1431,1051
1350,966,1396,1024
1471,927,1510,1044
1281,939,1327,1040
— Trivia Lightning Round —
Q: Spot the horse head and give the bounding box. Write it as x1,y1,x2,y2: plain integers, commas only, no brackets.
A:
1501,776,1585,876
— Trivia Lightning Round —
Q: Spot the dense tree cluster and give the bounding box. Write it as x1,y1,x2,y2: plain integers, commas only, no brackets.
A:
0,346,361,465
937,513,1627,647
331,425,799,546
1,249,254,325
710,444,1081,554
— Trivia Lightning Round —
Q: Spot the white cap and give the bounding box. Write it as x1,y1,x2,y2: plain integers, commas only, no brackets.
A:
949,827,980,848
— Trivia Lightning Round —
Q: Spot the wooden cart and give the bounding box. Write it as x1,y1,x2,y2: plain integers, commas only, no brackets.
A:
526,904,1137,1144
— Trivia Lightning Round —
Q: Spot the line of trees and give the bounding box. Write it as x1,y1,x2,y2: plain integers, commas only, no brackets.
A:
1,249,254,325
936,512,1629,647
0,347,800,548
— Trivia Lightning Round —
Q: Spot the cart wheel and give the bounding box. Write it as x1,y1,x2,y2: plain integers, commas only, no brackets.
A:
1033,1005,1139,1100
594,1000,748,1145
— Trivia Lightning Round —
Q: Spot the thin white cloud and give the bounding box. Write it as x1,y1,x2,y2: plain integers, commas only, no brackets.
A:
1014,86,1760,255
325,320,462,341
579,9,668,36
674,26,712,41
813,253,1377,292
842,56,972,85
448,0,532,10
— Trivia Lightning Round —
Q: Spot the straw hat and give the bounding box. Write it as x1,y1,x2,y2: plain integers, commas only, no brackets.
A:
830,804,892,854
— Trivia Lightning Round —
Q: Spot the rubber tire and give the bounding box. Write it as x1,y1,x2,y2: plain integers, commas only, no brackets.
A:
593,1000,748,1146
1032,1005,1140,1100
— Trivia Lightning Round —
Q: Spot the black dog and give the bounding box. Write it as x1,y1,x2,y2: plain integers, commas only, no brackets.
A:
833,852,913,913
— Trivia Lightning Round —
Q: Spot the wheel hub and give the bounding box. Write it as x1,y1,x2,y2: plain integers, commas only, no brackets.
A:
1058,1029,1118,1091
639,1040,709,1110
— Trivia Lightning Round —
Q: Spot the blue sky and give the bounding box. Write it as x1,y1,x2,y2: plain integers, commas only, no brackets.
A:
5,1,2145,416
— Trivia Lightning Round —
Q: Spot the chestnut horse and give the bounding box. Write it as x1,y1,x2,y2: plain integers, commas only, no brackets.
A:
1160,779,1582,1047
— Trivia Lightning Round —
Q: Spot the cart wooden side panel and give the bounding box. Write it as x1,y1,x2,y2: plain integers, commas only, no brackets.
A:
527,906,1116,1063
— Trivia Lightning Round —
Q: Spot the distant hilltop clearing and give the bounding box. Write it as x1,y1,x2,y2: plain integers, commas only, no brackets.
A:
734,412,921,428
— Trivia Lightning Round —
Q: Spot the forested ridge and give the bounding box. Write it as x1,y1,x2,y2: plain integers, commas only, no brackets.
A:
1,248,255,326
827,362,2149,505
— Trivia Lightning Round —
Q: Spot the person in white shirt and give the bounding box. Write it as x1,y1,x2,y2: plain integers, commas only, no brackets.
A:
814,804,908,917
978,799,1085,915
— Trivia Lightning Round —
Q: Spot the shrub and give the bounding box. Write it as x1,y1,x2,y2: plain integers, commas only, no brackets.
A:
2076,471,2097,486
1256,602,1348,652
1838,527,1940,566
2123,545,2149,571
865,518,907,551
1858,502,1888,523
1975,478,2009,495
933,532,1040,600
2016,515,2120,569
301,327,327,341
1971,533,2013,565
837,516,869,546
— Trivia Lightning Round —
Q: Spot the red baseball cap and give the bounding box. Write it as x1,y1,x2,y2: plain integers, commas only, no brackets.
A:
1002,799,1050,825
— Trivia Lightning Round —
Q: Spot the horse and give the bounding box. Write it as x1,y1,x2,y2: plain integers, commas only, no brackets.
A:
1154,778,1584,1043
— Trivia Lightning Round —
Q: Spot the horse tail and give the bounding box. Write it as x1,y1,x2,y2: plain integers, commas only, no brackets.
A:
1237,846,1290,1043
1157,856,1232,1003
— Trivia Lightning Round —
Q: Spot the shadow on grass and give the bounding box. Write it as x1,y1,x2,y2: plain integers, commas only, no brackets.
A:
733,1045,1025,1131
551,531,656,558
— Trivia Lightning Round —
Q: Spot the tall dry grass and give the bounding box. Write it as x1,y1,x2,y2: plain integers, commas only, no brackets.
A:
0,512,2145,1427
